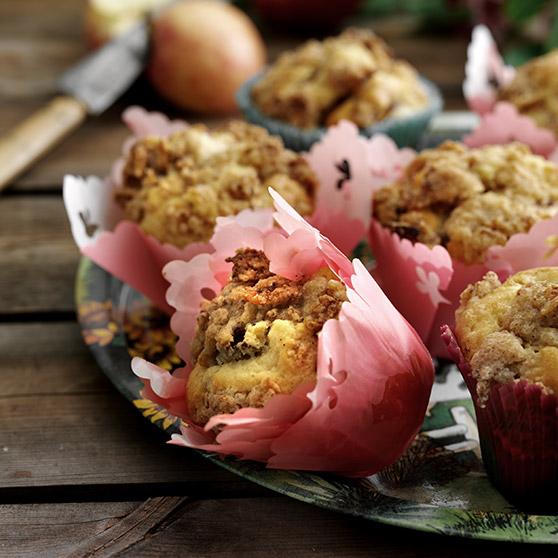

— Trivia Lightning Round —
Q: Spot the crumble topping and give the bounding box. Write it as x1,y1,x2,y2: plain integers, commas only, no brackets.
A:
456,268,558,403
115,121,317,247
252,27,427,129
498,50,558,135
187,248,347,424
373,141,558,264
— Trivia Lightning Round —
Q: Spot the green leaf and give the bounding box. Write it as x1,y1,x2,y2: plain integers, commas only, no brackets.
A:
503,43,544,66
504,0,547,23
545,1,558,49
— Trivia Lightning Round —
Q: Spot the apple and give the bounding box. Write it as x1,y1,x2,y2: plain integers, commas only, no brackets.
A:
147,0,266,114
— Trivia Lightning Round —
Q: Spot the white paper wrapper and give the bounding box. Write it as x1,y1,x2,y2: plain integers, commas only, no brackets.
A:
64,109,399,311
463,25,558,159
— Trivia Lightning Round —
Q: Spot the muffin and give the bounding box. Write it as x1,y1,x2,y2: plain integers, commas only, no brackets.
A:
238,28,441,150
373,141,558,265
187,248,347,425
132,189,434,474
444,268,558,508
498,50,558,136
115,121,317,247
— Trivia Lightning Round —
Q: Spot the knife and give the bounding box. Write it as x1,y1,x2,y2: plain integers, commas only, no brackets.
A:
0,21,149,192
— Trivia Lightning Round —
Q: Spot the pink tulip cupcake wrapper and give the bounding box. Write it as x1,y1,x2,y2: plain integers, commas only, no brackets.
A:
463,24,558,159
63,107,407,312
442,326,558,508
132,190,434,476
367,136,558,357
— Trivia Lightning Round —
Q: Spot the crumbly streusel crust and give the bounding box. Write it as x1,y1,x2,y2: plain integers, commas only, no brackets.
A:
187,249,347,425
456,268,558,404
251,28,427,129
498,50,558,135
115,121,317,247
373,141,558,264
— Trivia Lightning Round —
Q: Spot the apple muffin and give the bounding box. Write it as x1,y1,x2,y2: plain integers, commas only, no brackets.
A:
115,121,317,247
251,27,428,129
455,268,558,404
187,248,347,425
373,141,558,265
498,50,558,136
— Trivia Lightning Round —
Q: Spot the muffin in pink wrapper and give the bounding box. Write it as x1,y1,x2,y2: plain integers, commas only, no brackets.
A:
463,25,558,159
131,189,434,476
441,268,558,510
369,139,558,357
64,109,379,313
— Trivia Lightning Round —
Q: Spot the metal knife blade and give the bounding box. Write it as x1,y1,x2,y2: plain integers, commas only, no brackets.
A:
59,21,149,115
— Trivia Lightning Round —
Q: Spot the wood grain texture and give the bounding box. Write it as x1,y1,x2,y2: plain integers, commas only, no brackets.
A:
91,497,558,558
0,0,83,39
0,322,258,497
0,196,78,314
0,4,468,192
65,497,187,558
0,322,109,397
2,497,557,558
0,96,87,191
0,3,532,556
0,501,137,558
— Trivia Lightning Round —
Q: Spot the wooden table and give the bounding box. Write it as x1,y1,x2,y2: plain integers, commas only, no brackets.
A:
1,2,556,556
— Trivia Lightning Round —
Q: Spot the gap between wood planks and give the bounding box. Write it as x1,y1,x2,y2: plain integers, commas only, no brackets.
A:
0,311,76,323
4,495,555,558
0,481,272,506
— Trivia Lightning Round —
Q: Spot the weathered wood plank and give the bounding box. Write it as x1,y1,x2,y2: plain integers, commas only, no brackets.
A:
118,497,558,558
0,322,109,396
0,93,231,192
0,5,467,192
0,37,85,101
65,497,187,558
0,388,248,491
0,500,137,558
3,496,557,558
0,324,260,495
0,196,78,314
0,323,262,497
0,0,84,39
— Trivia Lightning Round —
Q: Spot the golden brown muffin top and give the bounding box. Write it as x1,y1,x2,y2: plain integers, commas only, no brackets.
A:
456,268,558,403
187,249,346,424
192,249,346,368
498,50,558,135
115,121,317,247
373,141,558,265
251,27,427,129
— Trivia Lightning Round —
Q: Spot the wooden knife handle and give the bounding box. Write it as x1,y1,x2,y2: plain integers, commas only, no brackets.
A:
0,95,87,192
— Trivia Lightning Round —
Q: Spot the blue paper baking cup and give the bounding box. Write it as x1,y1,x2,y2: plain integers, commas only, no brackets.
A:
236,72,443,152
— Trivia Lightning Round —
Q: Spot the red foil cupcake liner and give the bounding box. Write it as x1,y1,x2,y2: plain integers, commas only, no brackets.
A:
442,325,558,510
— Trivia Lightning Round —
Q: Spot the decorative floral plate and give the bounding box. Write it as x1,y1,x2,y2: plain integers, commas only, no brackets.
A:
75,256,558,543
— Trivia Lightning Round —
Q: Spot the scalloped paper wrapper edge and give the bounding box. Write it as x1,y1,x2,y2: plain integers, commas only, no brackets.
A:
369,213,558,358
463,102,558,158
463,25,558,158
63,173,213,314
441,326,558,510
131,191,434,477
236,73,443,151
64,108,414,311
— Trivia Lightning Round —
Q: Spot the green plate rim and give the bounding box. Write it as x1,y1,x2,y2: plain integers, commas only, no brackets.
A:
75,256,558,544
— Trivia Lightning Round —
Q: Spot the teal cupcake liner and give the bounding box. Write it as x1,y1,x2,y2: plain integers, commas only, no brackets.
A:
236,72,443,152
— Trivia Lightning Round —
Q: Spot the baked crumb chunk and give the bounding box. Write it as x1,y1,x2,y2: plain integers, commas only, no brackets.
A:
187,249,347,425
373,141,558,264
252,27,427,129
115,121,317,247
456,268,558,403
498,50,558,135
